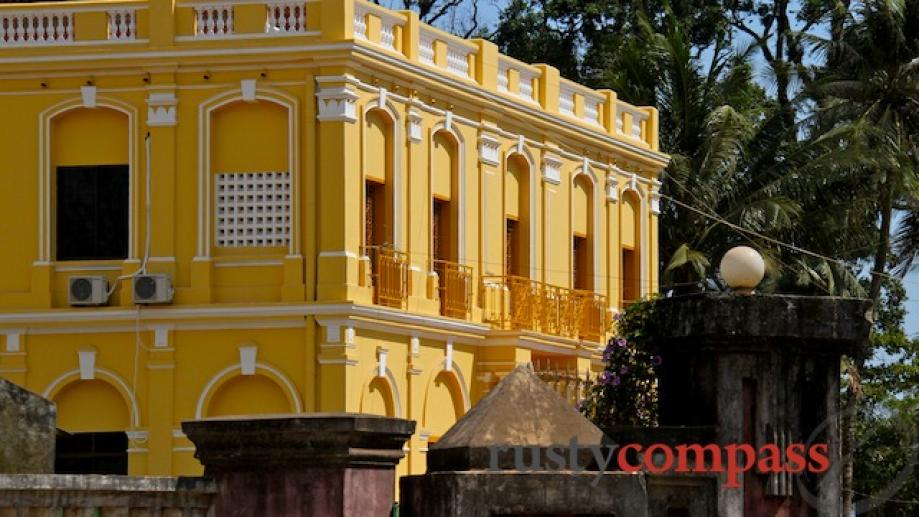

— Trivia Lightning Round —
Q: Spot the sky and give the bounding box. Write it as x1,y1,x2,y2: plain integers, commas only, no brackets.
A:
422,0,919,337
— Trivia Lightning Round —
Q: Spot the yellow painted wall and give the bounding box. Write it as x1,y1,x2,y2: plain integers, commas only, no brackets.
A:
55,380,130,432
207,375,293,417
211,100,288,173
53,108,129,167
431,131,454,200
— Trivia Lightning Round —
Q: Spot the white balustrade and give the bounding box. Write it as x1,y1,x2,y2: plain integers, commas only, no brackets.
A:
497,57,539,104
446,46,469,77
0,11,73,45
419,34,435,65
617,103,649,140
266,2,305,34
583,96,601,126
559,84,576,117
498,64,510,92
419,27,473,79
518,69,536,102
353,8,367,39
380,22,395,50
107,9,135,41
195,5,233,38
353,3,401,51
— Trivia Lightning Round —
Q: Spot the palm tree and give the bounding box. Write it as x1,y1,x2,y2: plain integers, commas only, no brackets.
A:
598,11,870,296
810,0,919,511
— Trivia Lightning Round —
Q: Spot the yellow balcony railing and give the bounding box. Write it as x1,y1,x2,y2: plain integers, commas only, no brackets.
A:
480,276,609,342
362,245,408,309
432,259,472,320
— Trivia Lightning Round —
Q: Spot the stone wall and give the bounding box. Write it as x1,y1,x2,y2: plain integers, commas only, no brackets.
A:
0,474,216,516
0,378,55,474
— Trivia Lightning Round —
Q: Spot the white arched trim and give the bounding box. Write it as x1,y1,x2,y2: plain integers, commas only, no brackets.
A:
572,165,604,291
365,367,404,418
39,97,138,262
429,122,467,264
42,367,141,428
620,183,649,297
504,144,539,280
196,87,300,258
362,100,403,250
194,361,303,419
432,359,471,412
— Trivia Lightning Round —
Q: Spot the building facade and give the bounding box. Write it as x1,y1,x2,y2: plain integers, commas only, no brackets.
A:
0,0,668,477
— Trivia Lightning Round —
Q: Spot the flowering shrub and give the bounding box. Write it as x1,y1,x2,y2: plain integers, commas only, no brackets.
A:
580,297,660,427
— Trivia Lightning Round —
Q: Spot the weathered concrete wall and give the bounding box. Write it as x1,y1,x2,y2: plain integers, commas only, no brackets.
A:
0,474,216,515
0,378,56,474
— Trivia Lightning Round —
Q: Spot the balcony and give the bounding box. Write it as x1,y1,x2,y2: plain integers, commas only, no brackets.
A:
432,260,472,320
480,276,609,342
362,245,409,309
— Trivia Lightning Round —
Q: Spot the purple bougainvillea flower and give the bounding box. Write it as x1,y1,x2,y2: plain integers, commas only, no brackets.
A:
616,338,627,348
600,371,612,383
613,312,623,321
611,376,621,386
651,355,663,366
619,365,629,375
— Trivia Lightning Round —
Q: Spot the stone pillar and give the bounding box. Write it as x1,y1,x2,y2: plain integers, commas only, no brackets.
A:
183,414,415,517
650,294,871,517
0,378,55,474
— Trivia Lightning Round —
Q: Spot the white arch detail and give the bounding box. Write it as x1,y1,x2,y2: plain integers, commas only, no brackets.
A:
572,165,604,291
362,99,404,250
42,367,141,428
38,97,138,262
364,367,404,418
432,359,471,412
196,87,301,258
194,361,303,419
429,122,467,264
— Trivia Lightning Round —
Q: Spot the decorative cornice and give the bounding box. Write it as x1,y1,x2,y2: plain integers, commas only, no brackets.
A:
315,85,359,123
542,153,562,184
146,92,177,127
407,107,422,143
478,132,500,166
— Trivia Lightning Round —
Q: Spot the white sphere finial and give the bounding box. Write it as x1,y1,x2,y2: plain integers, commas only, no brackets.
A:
720,246,765,295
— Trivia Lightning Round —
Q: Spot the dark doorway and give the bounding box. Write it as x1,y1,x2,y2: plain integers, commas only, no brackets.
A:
55,431,128,475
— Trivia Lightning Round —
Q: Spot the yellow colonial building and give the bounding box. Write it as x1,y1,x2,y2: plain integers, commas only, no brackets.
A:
0,0,667,477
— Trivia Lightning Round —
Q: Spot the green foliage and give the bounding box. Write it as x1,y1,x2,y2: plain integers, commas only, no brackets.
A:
580,298,660,427
854,277,919,515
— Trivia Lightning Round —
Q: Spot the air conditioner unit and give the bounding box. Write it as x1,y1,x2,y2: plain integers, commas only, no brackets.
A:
68,276,109,306
132,274,174,305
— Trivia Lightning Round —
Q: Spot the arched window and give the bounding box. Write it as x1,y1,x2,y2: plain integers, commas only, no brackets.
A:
364,109,394,247
572,174,593,290
504,155,530,278
52,108,130,261
211,100,291,251
53,379,130,474
431,130,458,262
621,191,641,305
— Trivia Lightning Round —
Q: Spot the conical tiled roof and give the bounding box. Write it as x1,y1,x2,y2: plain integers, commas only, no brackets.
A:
428,365,607,470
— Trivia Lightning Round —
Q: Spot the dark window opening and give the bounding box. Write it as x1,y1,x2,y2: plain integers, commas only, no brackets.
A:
573,235,590,290
55,431,128,475
505,218,520,277
56,165,129,261
622,247,639,304
365,180,387,247
432,198,452,262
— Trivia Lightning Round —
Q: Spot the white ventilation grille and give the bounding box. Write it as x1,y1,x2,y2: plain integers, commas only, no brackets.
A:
215,172,291,248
